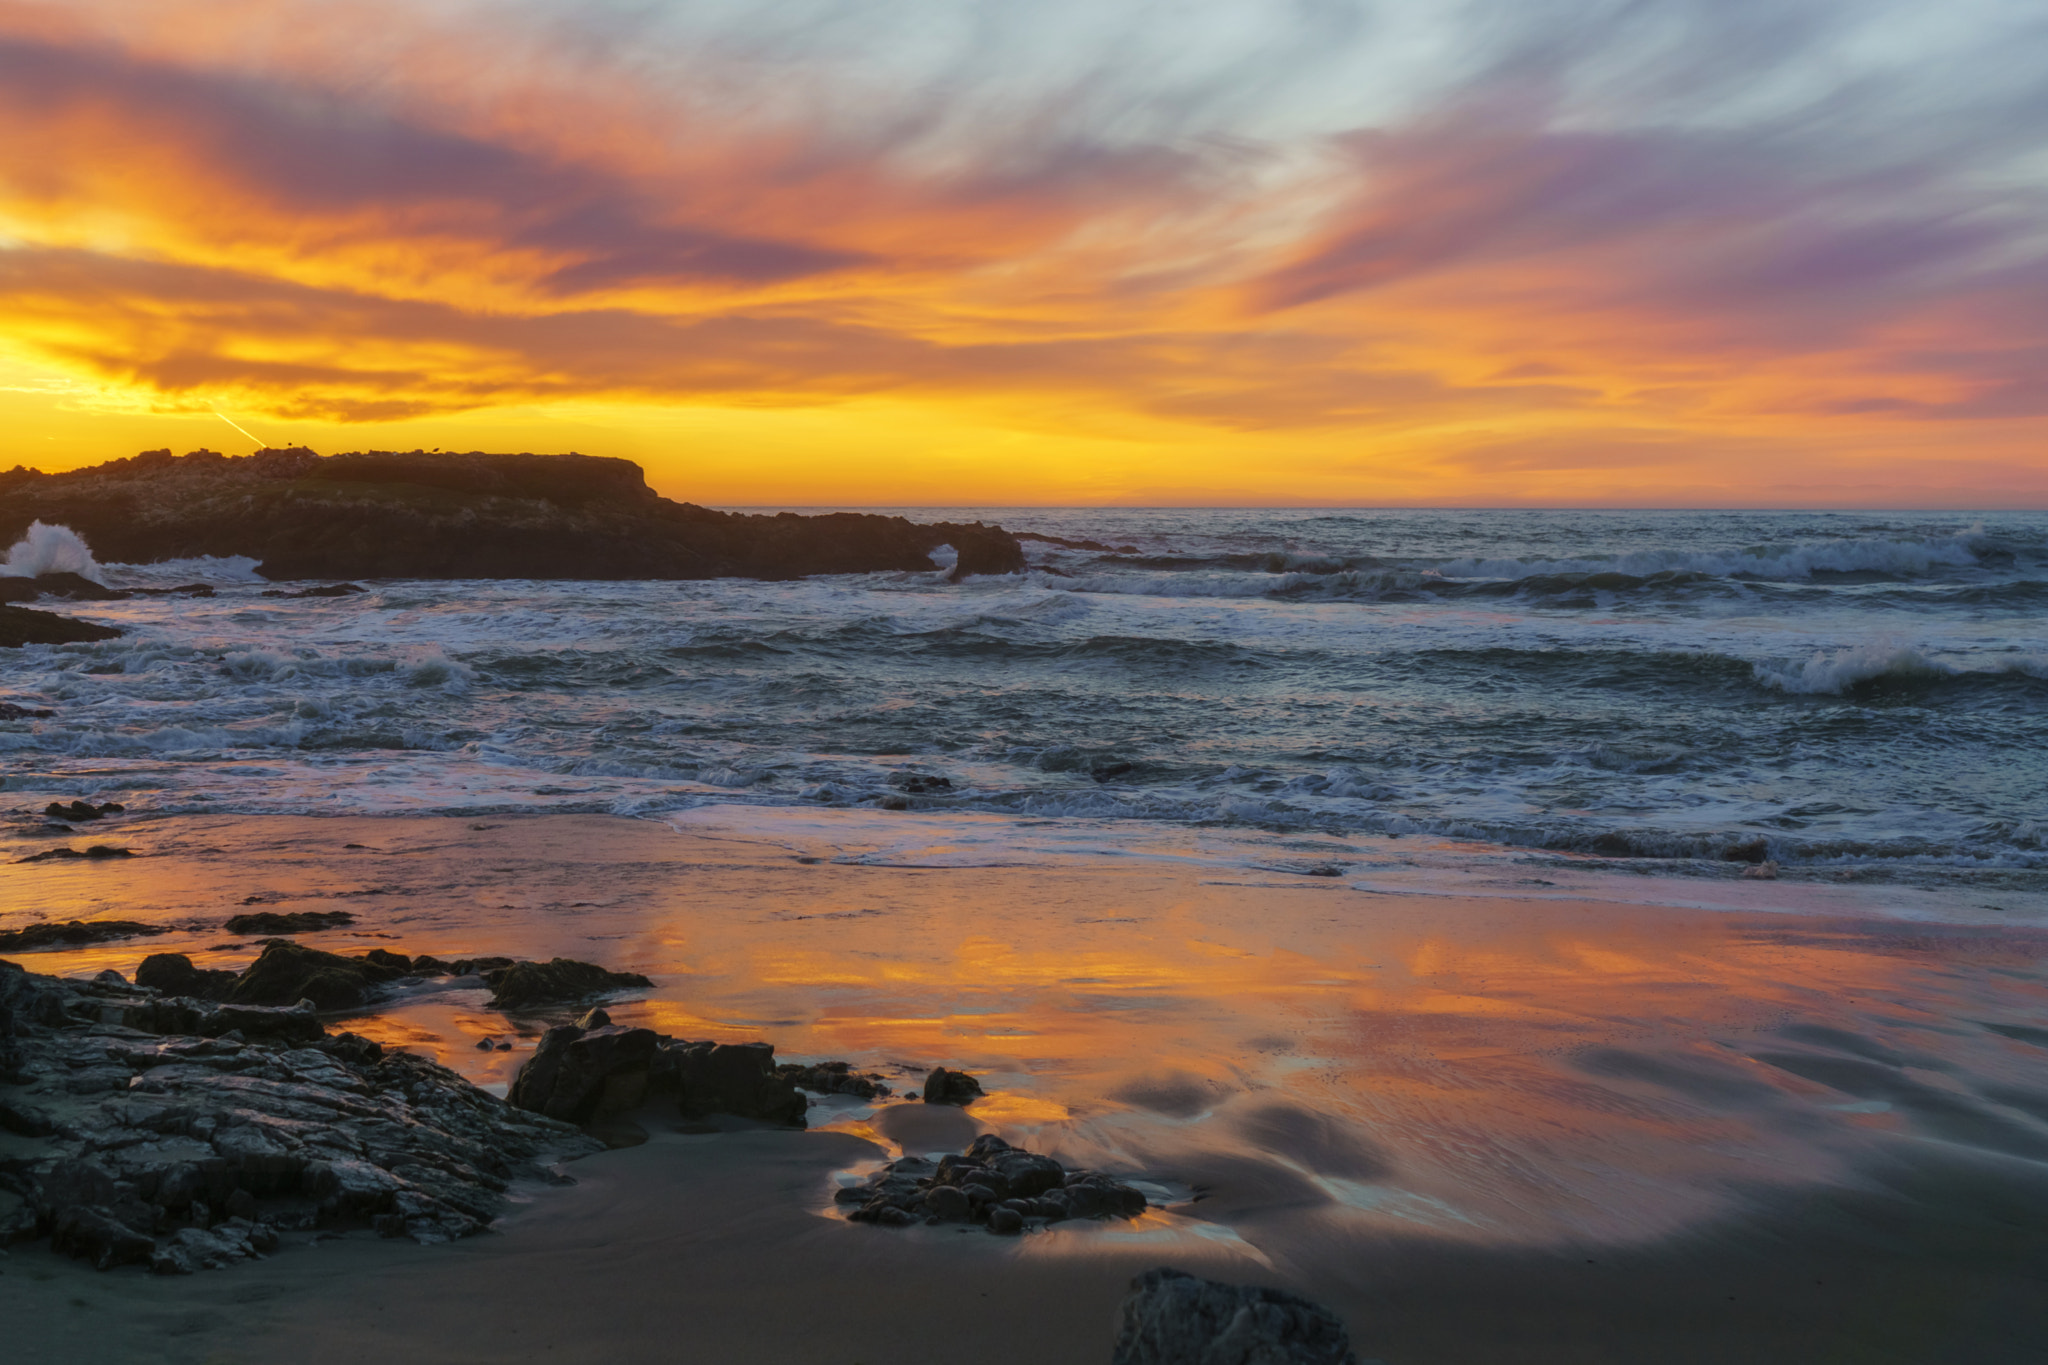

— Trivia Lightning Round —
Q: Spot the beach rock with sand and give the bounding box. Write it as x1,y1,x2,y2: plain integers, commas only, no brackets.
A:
1111,1268,1363,1365
504,1023,813,1128
0,957,600,1272
838,1133,1147,1234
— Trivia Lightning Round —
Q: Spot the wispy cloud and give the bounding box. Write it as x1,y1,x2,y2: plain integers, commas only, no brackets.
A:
0,0,2043,496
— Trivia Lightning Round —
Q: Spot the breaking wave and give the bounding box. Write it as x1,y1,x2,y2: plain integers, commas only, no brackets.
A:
1,521,102,582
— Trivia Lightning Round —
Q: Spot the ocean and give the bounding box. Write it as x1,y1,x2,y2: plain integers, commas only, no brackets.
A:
4,507,2045,891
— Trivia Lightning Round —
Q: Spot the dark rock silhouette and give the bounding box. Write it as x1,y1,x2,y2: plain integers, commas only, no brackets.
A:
483,957,654,1009
0,604,122,647
16,844,134,863
222,910,357,935
0,919,167,952
1112,1268,1362,1365
838,1132,1147,1234
0,572,125,603
1,447,1026,582
923,1065,986,1105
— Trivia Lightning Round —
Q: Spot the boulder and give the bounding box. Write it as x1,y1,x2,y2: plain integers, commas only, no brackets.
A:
228,939,406,1009
135,953,238,999
660,1040,809,1127
924,1066,985,1106
1111,1268,1360,1365
506,1024,662,1124
482,957,653,1010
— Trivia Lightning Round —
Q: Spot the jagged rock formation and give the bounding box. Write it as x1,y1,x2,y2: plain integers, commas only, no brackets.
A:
0,958,601,1271
0,447,1026,581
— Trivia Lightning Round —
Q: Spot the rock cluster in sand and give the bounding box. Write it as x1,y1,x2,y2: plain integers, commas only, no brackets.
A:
836,1132,1148,1235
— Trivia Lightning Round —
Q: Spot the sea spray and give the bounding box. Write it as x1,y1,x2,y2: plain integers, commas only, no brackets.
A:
1,521,102,582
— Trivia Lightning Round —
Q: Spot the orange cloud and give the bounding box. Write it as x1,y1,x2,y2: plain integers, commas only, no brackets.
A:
0,0,2043,504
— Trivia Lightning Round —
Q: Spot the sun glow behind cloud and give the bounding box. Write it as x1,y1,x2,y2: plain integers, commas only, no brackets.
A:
0,0,2044,505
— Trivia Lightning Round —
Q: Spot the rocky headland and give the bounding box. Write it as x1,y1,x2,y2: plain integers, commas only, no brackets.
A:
0,447,1026,582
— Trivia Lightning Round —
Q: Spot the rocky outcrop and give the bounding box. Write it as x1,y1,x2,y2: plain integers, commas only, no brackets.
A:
0,958,600,1273
0,920,169,953
0,604,122,647
1111,1268,1363,1365
1,448,1026,582
221,910,356,935
837,1133,1147,1234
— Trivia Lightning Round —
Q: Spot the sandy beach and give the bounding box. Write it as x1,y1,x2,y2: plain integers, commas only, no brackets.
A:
6,811,2048,1362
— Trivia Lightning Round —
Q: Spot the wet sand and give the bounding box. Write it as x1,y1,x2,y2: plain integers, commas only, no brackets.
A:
5,811,2048,1362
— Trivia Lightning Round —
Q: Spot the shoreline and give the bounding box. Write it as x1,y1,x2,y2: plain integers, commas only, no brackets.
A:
6,810,2048,1361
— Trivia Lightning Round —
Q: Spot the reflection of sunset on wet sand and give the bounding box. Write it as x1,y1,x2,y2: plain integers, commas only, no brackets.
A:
13,809,2048,1265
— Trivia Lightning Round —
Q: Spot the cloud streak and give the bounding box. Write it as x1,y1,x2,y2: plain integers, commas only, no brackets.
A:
0,0,2043,498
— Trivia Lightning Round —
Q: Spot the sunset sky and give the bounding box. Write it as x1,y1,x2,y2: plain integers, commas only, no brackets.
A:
2,0,2044,506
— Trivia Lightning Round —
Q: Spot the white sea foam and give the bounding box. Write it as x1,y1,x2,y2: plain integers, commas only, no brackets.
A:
1431,530,1987,583
1,522,102,582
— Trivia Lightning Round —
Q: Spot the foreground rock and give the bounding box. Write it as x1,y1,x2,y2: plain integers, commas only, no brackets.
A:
508,1016,808,1128
135,941,651,1013
0,920,169,953
837,1133,1147,1234
0,604,122,648
1,449,1026,582
0,957,600,1272
1112,1268,1364,1365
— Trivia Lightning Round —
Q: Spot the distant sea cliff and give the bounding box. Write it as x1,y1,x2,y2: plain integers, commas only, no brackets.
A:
0,448,1024,582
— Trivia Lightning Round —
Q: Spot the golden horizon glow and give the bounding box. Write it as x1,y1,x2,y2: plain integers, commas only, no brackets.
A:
2,1,2044,507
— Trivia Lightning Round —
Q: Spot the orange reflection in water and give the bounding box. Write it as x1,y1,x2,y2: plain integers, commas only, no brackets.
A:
6,813,2047,1249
